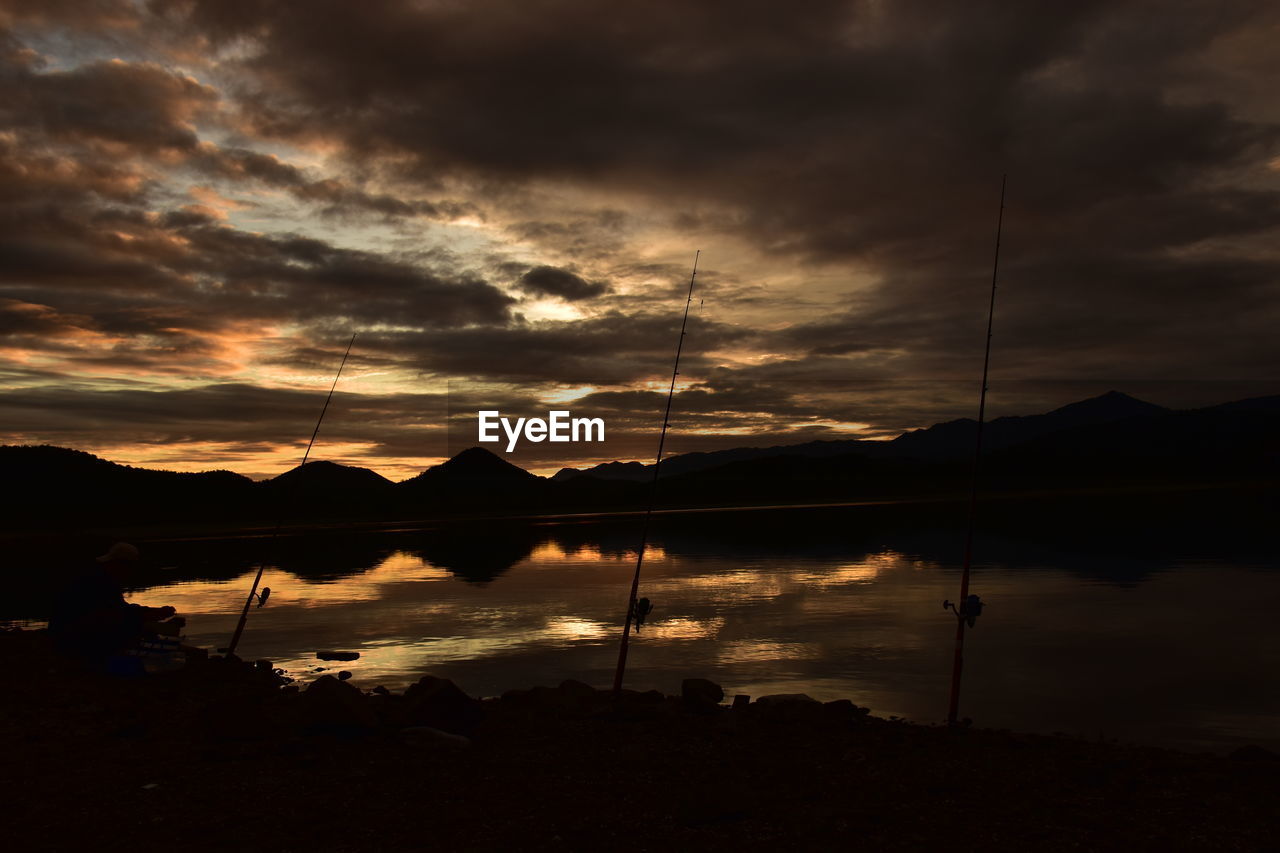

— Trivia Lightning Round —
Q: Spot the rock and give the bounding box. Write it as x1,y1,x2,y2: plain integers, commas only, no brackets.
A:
756,693,819,706
498,687,536,708
755,693,823,724
555,679,603,712
406,675,475,705
317,651,360,662
400,726,471,750
681,678,725,708
822,699,870,723
501,682,601,715
404,675,483,735
558,679,597,699
1230,744,1279,762
301,674,377,730
731,694,751,710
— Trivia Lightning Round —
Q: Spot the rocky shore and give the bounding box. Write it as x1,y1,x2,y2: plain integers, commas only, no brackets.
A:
3,629,1277,851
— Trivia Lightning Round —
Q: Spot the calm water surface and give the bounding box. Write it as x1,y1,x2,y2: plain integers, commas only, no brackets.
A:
122,502,1279,753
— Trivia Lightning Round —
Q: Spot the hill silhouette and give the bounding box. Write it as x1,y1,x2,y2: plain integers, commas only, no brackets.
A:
882,390,1171,461
555,391,1173,481
260,460,396,516
265,460,394,493
1,392,1275,531
397,446,548,512
0,445,257,523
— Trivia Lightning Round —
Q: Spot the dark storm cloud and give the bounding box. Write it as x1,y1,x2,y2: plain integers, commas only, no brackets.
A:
515,266,609,301
0,381,450,465
189,145,478,221
0,195,516,345
0,378,600,475
0,32,515,374
0,0,141,30
2,0,1279,471
158,0,1280,366
352,312,749,385
0,47,217,153
0,130,515,371
0,32,470,223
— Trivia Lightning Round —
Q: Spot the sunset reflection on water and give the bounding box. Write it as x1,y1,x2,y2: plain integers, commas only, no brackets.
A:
119,509,1280,754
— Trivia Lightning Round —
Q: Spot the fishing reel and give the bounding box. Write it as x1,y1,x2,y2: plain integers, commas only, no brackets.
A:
631,597,655,632
943,594,984,628
252,587,272,608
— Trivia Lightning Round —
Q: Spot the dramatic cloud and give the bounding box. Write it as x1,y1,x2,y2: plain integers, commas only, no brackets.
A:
0,0,1277,477
516,266,609,302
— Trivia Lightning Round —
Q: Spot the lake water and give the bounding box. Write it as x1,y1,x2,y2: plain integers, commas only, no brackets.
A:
117,497,1278,754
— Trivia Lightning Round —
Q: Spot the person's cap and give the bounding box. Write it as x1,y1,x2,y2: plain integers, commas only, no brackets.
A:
96,542,141,563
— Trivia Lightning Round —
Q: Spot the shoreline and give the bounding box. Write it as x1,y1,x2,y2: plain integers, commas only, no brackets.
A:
5,629,1278,849
1,477,1270,543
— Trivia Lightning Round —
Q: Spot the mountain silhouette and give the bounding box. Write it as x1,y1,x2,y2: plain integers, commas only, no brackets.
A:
883,391,1170,461
554,439,874,482
260,460,396,517
2,392,1274,531
397,446,546,510
265,460,394,493
556,392,1169,481
985,394,1280,478
552,460,649,482
400,446,541,487
0,445,256,525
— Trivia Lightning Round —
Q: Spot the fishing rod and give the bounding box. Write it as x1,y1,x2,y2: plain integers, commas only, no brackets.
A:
224,332,357,657
612,250,700,694
943,175,1006,726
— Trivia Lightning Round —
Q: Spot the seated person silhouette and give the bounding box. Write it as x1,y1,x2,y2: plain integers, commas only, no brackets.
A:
48,542,186,674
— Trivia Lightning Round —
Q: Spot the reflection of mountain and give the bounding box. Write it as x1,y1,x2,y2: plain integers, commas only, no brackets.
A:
405,524,544,584
269,533,400,581
534,487,1276,587
6,484,1273,621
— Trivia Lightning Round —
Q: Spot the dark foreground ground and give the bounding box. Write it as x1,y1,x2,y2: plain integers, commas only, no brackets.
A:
4,629,1278,852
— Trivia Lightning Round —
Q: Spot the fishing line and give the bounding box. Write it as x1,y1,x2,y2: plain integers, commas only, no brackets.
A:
612,251,700,693
944,176,1006,725
224,332,357,657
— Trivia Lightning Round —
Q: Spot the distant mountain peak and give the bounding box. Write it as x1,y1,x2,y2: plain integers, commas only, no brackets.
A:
1046,391,1168,421
553,459,649,482
268,459,392,489
443,446,531,471
405,446,541,484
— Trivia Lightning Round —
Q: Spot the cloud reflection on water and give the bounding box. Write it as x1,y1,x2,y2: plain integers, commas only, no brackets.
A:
122,508,1280,754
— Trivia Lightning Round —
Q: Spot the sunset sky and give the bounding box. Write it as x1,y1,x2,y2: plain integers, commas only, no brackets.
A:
1,0,1277,478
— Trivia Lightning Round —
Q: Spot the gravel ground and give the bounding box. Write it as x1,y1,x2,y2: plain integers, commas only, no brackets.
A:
3,629,1277,852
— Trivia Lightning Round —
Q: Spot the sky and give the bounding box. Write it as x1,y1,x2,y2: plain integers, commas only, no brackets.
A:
1,0,1277,479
